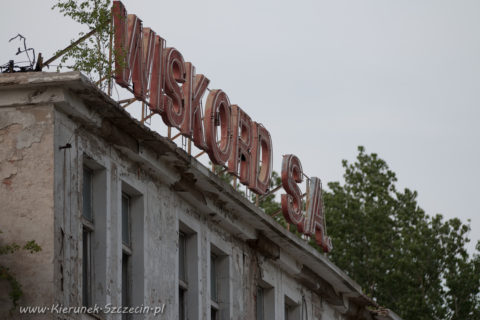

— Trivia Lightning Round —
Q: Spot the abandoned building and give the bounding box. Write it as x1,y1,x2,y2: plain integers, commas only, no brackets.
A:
0,71,402,320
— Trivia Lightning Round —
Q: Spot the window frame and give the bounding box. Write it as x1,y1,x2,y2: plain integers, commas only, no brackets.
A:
256,286,265,320
121,192,132,316
284,295,300,320
82,165,94,307
178,231,188,320
210,252,219,319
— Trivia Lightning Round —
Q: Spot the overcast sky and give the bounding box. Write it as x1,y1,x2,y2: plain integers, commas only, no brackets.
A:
1,0,479,254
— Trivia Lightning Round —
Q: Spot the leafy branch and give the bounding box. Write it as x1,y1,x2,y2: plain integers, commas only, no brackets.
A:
0,230,42,310
52,0,112,89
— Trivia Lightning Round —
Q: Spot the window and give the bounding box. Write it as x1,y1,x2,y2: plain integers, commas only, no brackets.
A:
122,194,131,247
256,284,274,320
81,158,107,310
82,228,92,306
256,287,264,320
82,166,94,307
178,232,187,320
210,253,218,320
177,224,200,320
284,296,300,320
209,244,230,320
82,167,93,221
120,182,144,319
121,193,132,318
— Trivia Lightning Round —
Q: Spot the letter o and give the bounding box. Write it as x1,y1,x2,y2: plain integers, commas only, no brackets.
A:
204,90,233,165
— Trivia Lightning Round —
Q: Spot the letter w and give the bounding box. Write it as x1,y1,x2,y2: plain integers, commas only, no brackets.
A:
112,1,155,100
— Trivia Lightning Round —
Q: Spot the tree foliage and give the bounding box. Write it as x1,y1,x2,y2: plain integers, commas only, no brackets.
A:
324,146,480,319
52,0,112,88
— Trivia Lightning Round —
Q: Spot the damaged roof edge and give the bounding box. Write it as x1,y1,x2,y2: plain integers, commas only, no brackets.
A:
0,71,401,319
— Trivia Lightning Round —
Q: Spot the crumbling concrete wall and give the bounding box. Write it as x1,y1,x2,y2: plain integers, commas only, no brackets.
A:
50,90,348,320
0,104,55,319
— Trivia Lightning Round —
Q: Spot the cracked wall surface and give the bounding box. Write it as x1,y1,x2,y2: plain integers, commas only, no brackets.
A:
0,105,55,319
47,85,358,320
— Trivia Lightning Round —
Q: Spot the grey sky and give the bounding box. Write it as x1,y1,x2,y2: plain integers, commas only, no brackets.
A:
1,0,479,253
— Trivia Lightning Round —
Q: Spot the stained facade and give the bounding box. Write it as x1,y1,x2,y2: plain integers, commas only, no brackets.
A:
0,72,401,320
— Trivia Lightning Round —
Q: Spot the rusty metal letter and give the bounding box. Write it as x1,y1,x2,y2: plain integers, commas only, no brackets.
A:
112,1,128,87
148,35,166,113
204,90,233,165
281,155,305,226
227,105,253,185
249,123,272,195
112,1,152,100
162,47,186,128
133,27,155,99
181,62,210,149
126,14,145,99
304,177,333,252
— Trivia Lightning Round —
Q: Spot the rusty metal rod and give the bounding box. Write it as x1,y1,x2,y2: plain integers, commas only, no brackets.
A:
122,99,137,109
271,209,282,217
43,28,98,67
305,180,310,213
171,132,182,141
95,74,110,86
123,86,155,110
257,184,282,202
107,16,113,96
194,150,206,158
142,113,155,122
119,98,136,104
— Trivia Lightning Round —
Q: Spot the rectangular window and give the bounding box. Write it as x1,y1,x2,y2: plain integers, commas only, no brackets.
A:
256,284,275,320
122,194,131,247
256,287,264,320
179,287,186,320
121,253,130,313
121,193,132,318
211,308,218,320
82,228,91,306
284,296,300,320
210,253,218,302
179,232,186,284
209,244,231,319
210,253,218,319
81,159,107,310
82,166,94,307
82,167,93,221
178,232,187,320
178,225,200,320
120,182,144,319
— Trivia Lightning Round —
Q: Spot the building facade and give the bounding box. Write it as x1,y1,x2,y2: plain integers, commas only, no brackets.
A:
0,72,401,320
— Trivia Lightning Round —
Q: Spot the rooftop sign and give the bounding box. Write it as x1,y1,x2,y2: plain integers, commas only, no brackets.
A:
112,1,332,252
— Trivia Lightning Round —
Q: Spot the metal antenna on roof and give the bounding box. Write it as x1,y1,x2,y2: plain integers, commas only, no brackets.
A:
0,34,38,73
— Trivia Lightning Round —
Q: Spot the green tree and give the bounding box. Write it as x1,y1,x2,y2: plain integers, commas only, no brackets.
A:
324,146,480,319
52,0,112,89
